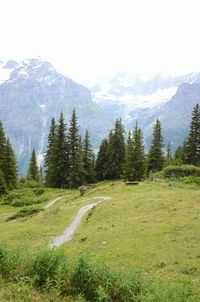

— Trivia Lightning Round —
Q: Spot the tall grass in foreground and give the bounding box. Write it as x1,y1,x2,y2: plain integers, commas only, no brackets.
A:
0,244,193,302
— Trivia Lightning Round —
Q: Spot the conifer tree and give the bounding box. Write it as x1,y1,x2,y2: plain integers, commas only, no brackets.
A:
131,124,145,180
174,140,187,165
124,125,145,181
185,104,200,166
52,113,69,188
105,119,126,179
147,119,164,172
124,131,134,180
165,142,174,166
0,170,7,196
0,121,6,174
82,130,96,183
95,139,109,180
4,138,17,189
27,149,40,181
68,109,84,188
44,118,57,186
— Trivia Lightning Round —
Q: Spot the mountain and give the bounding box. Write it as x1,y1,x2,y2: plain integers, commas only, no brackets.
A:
89,71,200,150
0,58,111,175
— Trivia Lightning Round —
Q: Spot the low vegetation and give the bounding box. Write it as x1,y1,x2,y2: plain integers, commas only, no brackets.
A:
163,165,200,178
5,207,43,222
0,244,193,302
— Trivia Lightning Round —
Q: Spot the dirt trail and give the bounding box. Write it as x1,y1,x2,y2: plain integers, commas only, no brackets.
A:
49,196,111,248
44,196,62,209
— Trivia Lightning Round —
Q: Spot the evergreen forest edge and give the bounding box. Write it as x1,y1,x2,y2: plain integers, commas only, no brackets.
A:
1,104,200,194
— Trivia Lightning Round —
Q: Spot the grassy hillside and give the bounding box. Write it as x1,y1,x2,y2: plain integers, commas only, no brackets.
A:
0,179,200,300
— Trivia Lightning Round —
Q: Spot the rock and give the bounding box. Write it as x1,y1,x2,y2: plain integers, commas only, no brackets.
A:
79,185,88,196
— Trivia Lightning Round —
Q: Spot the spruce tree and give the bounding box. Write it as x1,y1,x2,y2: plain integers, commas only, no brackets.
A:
132,124,145,180
124,131,134,180
185,104,200,166
44,118,57,186
174,140,187,165
0,121,7,174
95,139,109,180
52,113,69,188
4,138,18,189
124,125,145,181
82,130,96,183
27,149,40,181
165,142,174,166
147,119,164,172
0,170,7,196
68,109,84,188
105,119,126,179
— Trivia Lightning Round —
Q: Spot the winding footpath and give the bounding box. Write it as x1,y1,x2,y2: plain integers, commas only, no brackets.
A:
44,196,62,209
49,196,111,248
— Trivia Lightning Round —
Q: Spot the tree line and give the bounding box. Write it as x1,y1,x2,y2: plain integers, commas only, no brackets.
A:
0,103,200,193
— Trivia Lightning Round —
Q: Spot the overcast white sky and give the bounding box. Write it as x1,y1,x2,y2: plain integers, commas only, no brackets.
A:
1,0,200,82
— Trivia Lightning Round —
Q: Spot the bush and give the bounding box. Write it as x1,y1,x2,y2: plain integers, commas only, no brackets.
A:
32,188,45,196
10,196,47,207
0,245,193,301
163,165,200,178
28,248,68,288
23,181,43,188
6,208,43,221
2,192,22,204
0,244,22,280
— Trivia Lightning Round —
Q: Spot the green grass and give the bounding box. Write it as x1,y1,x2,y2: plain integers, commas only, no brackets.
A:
1,180,200,299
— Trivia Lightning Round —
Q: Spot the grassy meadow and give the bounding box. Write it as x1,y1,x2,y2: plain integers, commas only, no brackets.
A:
0,179,200,300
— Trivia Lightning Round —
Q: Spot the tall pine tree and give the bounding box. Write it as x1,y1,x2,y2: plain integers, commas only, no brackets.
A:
68,109,84,188
165,142,174,166
0,121,6,175
82,130,96,183
124,124,145,181
0,121,17,190
105,119,126,179
95,139,109,180
132,124,145,180
27,149,40,181
124,131,134,180
147,119,164,172
44,118,56,186
185,104,200,166
52,113,69,188
0,170,7,196
4,138,18,189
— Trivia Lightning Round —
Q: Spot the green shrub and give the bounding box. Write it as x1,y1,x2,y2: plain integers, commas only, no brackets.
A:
0,244,22,280
6,208,43,221
10,196,48,207
181,176,200,185
163,165,200,178
32,188,45,196
28,248,68,288
2,192,22,204
23,181,43,188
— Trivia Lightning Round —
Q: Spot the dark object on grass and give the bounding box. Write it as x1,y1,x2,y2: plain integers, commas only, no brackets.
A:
80,237,87,242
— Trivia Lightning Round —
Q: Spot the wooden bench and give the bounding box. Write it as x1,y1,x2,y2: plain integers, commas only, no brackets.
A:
125,180,139,185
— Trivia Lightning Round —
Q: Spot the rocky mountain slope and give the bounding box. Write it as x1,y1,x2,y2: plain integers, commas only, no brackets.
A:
0,58,111,175
89,71,200,150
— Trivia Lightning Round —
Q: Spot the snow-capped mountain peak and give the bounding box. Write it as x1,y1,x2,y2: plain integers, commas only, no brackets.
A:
0,57,64,86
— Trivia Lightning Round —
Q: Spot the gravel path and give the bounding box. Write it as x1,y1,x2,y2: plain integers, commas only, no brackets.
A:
44,196,62,209
49,196,111,248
